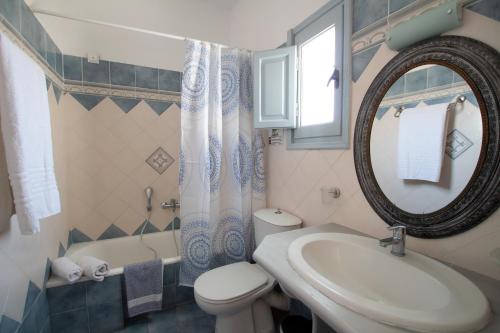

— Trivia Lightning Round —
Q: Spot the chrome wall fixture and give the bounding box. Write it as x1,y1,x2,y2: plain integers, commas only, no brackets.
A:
394,95,466,118
161,199,180,213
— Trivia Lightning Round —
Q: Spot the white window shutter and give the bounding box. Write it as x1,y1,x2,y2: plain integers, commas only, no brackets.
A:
253,46,297,128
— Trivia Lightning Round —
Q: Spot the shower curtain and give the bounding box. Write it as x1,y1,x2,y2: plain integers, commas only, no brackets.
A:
179,40,266,286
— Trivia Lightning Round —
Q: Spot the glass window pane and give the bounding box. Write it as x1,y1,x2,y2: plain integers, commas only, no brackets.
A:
299,25,336,127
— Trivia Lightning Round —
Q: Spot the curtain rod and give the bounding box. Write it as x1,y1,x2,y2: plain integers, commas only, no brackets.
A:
32,8,228,47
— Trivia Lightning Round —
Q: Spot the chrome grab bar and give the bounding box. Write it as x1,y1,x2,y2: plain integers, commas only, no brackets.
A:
161,199,180,212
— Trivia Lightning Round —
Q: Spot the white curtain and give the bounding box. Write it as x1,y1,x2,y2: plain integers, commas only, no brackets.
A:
179,40,266,286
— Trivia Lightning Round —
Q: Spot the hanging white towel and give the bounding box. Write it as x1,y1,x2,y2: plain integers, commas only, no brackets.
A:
0,33,61,234
397,103,450,182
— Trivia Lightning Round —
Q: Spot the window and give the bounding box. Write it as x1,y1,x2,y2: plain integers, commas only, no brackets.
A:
253,0,351,149
289,0,351,149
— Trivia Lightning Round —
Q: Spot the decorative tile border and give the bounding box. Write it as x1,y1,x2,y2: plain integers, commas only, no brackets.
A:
68,218,181,246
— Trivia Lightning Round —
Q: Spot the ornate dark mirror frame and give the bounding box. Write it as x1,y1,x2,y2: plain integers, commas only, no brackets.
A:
354,36,500,238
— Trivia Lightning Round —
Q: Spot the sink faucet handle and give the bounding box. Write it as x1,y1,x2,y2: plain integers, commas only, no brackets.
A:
388,225,406,238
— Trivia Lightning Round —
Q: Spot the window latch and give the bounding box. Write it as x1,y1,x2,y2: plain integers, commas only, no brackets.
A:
327,68,340,88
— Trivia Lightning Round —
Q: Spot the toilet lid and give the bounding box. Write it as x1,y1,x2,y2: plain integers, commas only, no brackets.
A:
194,262,268,303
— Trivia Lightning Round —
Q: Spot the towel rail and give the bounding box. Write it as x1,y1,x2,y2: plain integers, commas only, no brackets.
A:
394,95,466,118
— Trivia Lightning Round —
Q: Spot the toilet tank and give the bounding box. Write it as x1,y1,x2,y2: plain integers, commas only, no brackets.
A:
253,208,302,246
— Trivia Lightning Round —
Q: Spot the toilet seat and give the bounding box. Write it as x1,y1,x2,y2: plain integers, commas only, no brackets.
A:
194,262,269,304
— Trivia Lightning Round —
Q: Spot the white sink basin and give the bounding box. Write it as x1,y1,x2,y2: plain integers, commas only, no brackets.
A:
288,233,491,333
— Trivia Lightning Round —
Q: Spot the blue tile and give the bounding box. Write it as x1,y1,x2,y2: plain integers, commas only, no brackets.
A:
0,0,21,32
46,35,58,71
110,97,141,113
86,275,122,306
98,224,128,240
352,44,381,82
70,228,94,243
19,291,49,333
159,70,181,92
163,264,177,285
175,286,194,305
375,106,390,120
133,220,160,235
148,310,176,333
389,0,416,13
464,92,479,107
116,322,149,333
70,93,106,111
67,230,73,248
53,84,63,104
428,66,453,88
20,2,46,57
47,283,86,314
50,308,89,333
176,303,208,324
56,51,63,77
44,259,52,287
88,302,124,333
353,0,388,32
178,315,214,333
0,315,20,333
165,217,181,231
386,76,404,97
405,69,427,93
45,77,51,90
424,95,454,106
453,71,465,84
57,242,66,258
466,0,500,22
145,100,173,116
401,101,419,109
136,67,159,90
64,55,83,81
110,62,136,87
83,59,110,84
23,281,41,318
40,319,51,333
162,285,176,309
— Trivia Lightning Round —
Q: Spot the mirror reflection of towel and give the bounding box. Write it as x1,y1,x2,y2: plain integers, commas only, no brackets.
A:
397,103,450,182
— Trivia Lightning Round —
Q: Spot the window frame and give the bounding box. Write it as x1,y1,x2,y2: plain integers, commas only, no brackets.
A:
287,0,352,150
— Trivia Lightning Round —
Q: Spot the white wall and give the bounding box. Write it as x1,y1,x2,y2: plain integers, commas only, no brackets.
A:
229,0,329,50
29,0,234,70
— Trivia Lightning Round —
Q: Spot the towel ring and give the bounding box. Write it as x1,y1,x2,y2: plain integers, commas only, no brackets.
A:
394,95,467,118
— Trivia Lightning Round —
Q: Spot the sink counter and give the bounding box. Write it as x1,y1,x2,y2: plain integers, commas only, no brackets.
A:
253,223,500,333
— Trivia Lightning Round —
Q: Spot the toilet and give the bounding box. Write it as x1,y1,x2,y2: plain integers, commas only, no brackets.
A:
194,208,302,333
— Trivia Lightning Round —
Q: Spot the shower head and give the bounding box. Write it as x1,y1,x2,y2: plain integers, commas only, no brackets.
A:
145,187,153,211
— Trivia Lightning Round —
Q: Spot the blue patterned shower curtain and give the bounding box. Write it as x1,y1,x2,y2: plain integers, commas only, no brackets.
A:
179,40,266,286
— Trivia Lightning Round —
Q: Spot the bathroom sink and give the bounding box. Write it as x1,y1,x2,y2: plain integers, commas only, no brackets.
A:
288,233,491,333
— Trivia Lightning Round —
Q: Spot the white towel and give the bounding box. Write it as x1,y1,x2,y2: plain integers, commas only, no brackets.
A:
0,33,60,235
397,103,450,182
52,257,83,283
77,256,110,282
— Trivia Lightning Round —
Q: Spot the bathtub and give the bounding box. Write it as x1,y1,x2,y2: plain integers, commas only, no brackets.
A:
46,230,194,332
47,230,181,288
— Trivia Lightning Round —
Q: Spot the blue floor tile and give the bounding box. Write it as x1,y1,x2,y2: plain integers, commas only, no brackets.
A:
50,308,89,333
148,310,176,333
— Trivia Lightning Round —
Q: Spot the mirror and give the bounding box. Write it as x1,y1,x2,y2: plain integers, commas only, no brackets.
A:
354,36,500,238
370,65,482,214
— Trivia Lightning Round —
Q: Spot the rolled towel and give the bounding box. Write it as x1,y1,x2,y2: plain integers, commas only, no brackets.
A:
77,256,109,282
52,257,82,283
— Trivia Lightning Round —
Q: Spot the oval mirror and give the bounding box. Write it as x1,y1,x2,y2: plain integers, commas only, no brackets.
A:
354,36,500,238
370,65,482,214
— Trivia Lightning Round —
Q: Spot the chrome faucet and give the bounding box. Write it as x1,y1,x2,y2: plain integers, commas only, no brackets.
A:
379,225,406,257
